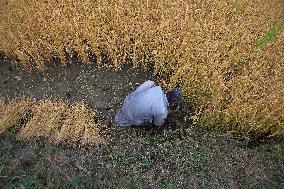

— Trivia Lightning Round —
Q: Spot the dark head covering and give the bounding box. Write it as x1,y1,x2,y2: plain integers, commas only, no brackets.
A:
166,87,182,104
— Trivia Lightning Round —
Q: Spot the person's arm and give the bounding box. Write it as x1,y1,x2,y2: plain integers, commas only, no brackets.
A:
134,80,155,93
153,113,167,127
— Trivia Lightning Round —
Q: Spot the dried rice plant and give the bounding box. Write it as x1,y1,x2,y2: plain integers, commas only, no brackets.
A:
0,98,32,134
168,1,284,138
0,0,283,138
17,100,101,146
56,103,101,145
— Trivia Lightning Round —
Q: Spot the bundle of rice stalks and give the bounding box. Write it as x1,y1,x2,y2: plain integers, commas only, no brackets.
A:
56,103,101,145
17,100,101,146
0,98,32,134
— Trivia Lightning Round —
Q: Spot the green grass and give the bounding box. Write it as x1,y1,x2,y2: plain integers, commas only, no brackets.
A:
1,113,283,189
254,24,283,48
232,0,244,14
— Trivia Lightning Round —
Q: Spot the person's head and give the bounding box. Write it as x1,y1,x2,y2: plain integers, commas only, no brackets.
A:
166,87,182,112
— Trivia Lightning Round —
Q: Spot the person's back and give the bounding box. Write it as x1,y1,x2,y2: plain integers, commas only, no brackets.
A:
115,81,168,126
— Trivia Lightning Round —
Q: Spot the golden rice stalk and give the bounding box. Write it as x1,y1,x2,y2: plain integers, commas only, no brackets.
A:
17,100,101,146
56,103,101,146
0,98,33,134
17,100,67,141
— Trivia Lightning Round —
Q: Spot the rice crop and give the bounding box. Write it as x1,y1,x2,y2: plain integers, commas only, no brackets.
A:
0,0,283,138
0,98,101,145
17,100,101,146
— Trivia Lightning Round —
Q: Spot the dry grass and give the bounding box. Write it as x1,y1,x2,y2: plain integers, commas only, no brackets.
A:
0,98,32,134
17,100,101,146
0,0,283,138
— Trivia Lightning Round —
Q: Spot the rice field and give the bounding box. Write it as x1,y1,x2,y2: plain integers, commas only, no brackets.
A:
0,0,283,138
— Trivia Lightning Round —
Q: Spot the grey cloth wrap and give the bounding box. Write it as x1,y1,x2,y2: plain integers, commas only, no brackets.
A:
115,81,168,126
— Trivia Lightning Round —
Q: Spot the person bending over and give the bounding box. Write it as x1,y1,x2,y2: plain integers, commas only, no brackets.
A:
115,80,182,127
